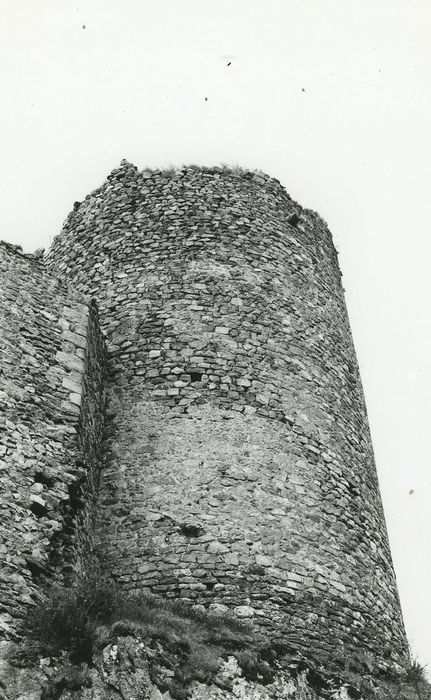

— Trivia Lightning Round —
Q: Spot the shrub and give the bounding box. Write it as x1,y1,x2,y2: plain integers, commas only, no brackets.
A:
236,648,273,683
25,568,120,662
406,659,426,686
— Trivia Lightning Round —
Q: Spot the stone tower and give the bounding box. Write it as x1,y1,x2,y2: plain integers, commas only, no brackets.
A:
43,162,408,671
2,162,388,680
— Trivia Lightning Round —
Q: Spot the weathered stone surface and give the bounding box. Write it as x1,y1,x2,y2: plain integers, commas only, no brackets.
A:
0,636,421,700
0,164,409,696
44,163,408,671
0,242,106,638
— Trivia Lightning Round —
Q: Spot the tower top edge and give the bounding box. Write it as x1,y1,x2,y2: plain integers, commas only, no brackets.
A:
81,159,329,226
111,158,282,182
109,158,295,192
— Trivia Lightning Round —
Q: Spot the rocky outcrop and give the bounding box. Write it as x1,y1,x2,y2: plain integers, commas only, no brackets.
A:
2,635,420,700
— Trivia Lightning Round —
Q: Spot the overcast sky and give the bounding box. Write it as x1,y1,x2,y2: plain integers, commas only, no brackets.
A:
1,0,430,672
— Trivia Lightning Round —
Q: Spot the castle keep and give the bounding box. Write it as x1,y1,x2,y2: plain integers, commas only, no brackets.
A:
0,163,408,674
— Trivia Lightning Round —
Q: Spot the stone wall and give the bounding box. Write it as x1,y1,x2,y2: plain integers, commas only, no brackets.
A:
0,242,106,639
46,162,409,671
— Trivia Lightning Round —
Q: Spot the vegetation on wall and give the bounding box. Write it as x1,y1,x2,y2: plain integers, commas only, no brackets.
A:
14,568,430,699
18,568,273,698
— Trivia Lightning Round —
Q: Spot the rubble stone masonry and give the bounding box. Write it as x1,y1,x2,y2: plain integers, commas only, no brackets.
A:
41,162,409,671
0,242,106,638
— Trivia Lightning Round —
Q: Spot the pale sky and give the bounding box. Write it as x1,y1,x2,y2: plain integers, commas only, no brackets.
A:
1,0,430,672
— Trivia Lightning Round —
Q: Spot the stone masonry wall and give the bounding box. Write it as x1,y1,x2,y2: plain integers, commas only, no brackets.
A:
0,242,106,640
46,162,408,671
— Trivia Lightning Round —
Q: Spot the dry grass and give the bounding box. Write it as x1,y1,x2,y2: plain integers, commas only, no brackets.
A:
17,570,430,699
18,569,268,698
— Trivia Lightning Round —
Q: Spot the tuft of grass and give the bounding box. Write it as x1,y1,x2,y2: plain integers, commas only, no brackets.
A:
19,568,265,697
23,569,120,662
404,659,430,700
328,651,431,700
21,571,429,699
182,163,247,177
236,648,273,683
406,659,427,686
218,162,245,175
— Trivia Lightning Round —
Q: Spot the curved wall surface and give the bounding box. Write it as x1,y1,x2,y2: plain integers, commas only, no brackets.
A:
47,162,408,669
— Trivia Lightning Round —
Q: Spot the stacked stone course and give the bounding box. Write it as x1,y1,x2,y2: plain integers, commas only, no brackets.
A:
41,162,409,671
0,242,106,638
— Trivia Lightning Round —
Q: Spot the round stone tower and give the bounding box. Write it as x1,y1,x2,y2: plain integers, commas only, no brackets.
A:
47,161,408,670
